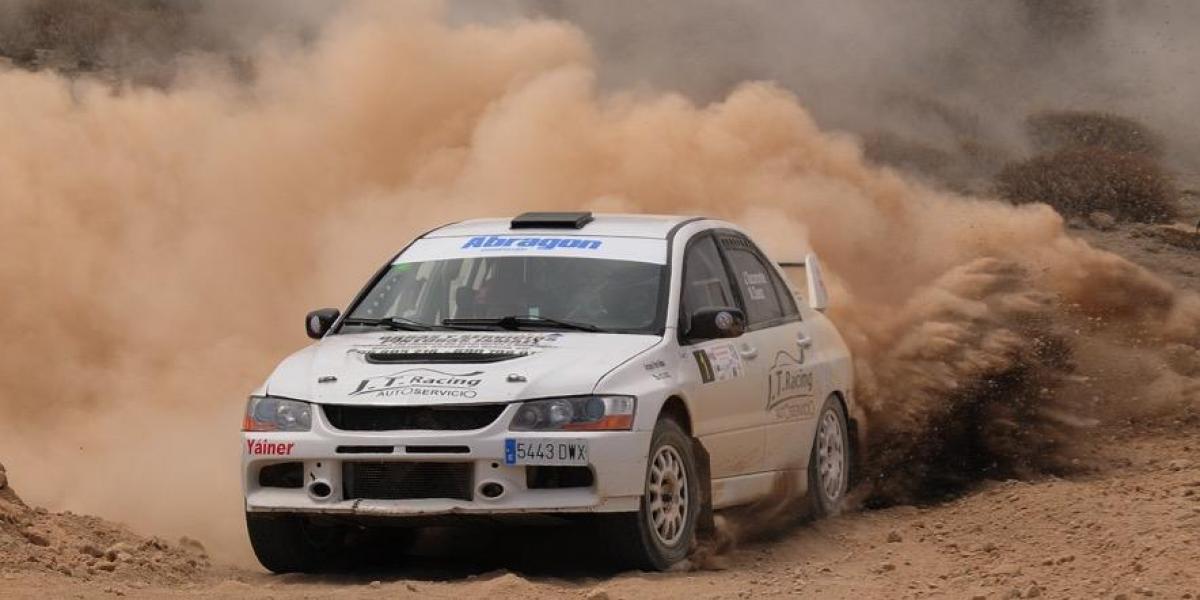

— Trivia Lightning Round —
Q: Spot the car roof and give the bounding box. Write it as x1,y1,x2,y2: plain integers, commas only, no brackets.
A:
425,213,701,240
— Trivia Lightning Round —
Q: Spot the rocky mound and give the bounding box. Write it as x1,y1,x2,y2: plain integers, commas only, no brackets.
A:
0,461,18,505
0,460,208,584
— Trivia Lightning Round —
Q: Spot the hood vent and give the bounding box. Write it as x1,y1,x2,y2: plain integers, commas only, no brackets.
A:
364,351,529,364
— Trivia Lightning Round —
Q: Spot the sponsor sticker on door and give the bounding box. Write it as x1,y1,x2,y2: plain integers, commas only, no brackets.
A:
693,343,744,384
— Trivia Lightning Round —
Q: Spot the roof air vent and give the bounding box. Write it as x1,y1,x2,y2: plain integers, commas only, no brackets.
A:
510,212,594,229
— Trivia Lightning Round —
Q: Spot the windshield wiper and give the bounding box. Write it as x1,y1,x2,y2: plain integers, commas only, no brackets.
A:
341,316,439,331
442,315,602,332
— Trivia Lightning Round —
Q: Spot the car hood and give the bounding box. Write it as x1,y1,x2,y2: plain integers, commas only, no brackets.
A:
264,330,661,406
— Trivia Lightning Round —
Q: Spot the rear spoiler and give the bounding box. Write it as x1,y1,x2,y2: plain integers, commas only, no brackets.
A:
777,254,829,311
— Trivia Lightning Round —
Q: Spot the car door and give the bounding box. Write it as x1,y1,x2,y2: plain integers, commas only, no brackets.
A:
677,233,765,481
714,233,816,473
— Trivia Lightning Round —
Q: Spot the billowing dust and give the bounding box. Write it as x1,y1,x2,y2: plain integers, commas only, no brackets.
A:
0,1,1198,564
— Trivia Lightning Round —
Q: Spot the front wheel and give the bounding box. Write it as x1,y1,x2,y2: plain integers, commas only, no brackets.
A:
606,418,699,570
808,396,850,518
245,513,346,574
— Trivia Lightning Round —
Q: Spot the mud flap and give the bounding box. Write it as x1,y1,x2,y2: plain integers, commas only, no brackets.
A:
691,438,715,538
845,415,862,488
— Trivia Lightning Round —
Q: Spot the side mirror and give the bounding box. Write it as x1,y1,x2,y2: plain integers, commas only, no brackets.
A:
805,253,829,311
686,307,747,340
305,308,340,339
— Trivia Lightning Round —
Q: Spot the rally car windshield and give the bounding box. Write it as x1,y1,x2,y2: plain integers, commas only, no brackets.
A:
344,256,665,334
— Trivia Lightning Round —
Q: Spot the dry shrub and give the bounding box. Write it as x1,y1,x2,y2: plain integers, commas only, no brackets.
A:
995,147,1178,223
1027,110,1165,159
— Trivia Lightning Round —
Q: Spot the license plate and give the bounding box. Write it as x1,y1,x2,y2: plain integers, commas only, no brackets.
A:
504,438,590,466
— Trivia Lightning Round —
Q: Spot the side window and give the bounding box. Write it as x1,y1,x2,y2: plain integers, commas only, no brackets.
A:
724,247,783,325
765,262,800,318
718,234,798,326
680,236,736,320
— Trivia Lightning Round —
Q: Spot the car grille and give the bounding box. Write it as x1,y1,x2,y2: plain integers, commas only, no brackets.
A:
323,404,506,431
342,462,473,501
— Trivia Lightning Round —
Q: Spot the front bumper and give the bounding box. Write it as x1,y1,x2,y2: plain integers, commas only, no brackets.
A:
242,403,651,517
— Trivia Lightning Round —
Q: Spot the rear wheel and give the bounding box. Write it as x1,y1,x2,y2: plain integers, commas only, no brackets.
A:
245,513,346,573
607,417,699,570
808,396,850,518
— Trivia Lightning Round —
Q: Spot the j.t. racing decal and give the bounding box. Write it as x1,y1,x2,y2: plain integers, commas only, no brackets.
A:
693,344,744,384
767,350,816,418
351,368,484,399
461,236,602,251
246,439,295,456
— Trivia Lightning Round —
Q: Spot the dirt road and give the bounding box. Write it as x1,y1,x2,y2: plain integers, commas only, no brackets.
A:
3,420,1198,599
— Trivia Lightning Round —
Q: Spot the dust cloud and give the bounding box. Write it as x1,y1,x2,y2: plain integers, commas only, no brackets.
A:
0,1,1197,563
505,0,1200,176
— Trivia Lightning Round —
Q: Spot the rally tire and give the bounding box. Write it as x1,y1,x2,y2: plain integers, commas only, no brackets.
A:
245,513,345,574
807,395,850,518
607,417,699,571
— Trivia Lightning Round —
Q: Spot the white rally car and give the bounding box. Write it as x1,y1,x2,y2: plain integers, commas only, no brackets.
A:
243,212,855,572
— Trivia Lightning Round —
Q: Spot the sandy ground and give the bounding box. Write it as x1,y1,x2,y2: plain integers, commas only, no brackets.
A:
2,217,1198,600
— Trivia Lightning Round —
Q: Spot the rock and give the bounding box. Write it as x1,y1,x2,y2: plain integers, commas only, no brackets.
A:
1162,344,1200,376
21,529,50,547
1024,584,1042,598
992,564,1022,576
879,562,897,572
0,470,6,490
1089,211,1117,230
178,536,207,555
368,580,381,588
886,530,902,543
1167,459,1193,472
105,542,135,561
80,543,105,558
585,588,611,600
406,583,418,592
